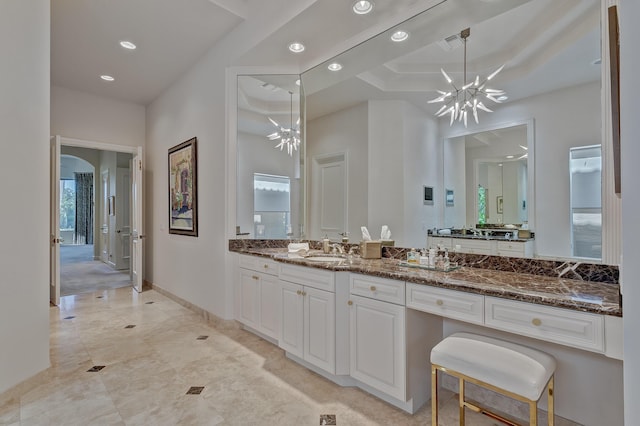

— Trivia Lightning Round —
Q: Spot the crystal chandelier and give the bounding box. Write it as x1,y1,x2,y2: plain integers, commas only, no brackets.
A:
267,91,300,156
429,28,506,127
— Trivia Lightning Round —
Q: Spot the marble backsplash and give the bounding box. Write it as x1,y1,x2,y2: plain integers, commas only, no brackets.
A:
228,239,619,285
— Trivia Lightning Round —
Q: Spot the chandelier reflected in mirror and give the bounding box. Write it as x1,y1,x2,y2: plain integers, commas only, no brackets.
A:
267,91,300,156
429,28,506,127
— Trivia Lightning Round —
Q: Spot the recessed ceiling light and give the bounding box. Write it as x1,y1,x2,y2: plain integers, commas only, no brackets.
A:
352,0,373,15
497,95,508,101
391,30,409,42
506,155,515,159
288,42,305,53
592,58,602,65
498,163,503,167
100,75,115,82
295,79,300,86
328,63,343,71
119,41,136,50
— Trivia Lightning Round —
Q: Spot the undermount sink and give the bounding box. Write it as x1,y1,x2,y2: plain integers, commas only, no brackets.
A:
304,256,346,262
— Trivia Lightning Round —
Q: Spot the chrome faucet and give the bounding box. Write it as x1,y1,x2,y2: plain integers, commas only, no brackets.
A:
331,243,344,254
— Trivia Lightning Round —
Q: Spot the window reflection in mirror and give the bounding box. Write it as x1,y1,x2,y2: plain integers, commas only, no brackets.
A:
236,75,303,239
570,145,602,259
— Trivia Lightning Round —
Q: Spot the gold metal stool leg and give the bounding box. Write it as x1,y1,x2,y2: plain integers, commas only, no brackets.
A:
459,377,465,425
548,376,555,426
431,365,438,426
529,400,538,425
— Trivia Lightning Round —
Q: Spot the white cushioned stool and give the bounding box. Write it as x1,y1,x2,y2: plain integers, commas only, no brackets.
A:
431,332,556,426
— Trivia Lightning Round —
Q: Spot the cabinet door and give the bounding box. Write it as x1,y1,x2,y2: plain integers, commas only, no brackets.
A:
304,286,335,374
259,274,280,340
238,268,260,329
280,280,304,358
349,294,406,401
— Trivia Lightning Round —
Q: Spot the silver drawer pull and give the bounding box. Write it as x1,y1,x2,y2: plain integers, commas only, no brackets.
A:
370,286,377,292
436,299,444,306
263,264,269,269
532,318,542,327
296,290,302,296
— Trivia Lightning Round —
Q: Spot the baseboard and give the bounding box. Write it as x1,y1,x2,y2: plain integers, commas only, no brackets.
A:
146,280,240,330
0,366,51,407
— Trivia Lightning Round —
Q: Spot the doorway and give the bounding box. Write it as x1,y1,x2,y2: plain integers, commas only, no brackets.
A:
50,136,144,305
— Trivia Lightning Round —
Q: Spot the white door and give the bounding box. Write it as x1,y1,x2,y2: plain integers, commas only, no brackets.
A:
304,286,335,374
238,269,260,329
115,167,131,270
349,294,406,401
131,147,144,292
50,136,61,306
311,153,347,239
259,274,280,340
279,281,304,358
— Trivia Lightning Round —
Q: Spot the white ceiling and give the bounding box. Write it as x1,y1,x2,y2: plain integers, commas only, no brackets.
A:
52,0,601,116
51,0,247,105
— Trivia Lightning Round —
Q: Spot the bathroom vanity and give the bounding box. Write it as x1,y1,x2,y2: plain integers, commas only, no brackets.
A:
229,240,622,424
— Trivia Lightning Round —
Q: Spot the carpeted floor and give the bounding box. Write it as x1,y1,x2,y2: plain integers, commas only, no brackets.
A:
60,244,132,296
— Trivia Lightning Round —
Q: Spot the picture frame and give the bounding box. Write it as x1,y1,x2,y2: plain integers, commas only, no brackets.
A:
168,137,198,236
497,195,503,214
445,189,454,207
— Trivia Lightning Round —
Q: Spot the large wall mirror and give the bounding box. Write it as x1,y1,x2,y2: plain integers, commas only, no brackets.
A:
237,0,607,260
236,75,304,239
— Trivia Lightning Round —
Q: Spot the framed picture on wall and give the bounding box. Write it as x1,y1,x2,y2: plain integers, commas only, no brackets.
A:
168,137,198,236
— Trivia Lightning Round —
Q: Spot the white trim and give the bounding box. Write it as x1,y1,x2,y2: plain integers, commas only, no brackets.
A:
57,136,139,154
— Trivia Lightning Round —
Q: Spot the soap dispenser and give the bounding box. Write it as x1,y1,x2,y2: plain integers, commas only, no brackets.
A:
322,235,330,254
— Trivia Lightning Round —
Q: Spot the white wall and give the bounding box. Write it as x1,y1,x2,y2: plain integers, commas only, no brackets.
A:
307,102,368,241
441,81,601,258
51,85,145,147
0,0,50,394
368,100,441,248
620,0,640,423
443,137,466,228
402,101,441,248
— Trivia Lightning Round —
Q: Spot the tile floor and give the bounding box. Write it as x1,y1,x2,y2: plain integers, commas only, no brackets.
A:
1,286,565,425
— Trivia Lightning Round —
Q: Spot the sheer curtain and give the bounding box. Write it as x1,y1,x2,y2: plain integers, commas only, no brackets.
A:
74,172,93,245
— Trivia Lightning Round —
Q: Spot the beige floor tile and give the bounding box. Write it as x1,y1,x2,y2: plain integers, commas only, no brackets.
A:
1,286,581,425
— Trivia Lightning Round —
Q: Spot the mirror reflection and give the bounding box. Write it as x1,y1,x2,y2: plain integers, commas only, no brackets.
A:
237,0,604,260
443,124,529,229
236,75,303,239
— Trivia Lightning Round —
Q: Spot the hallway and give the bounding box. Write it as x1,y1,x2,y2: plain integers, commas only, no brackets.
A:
60,245,131,296
0,286,525,425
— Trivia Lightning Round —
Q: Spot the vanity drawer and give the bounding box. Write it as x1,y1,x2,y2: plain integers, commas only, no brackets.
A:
496,241,532,257
485,297,605,352
279,263,335,292
456,239,495,255
406,283,484,324
350,274,405,305
238,254,279,276
429,236,451,249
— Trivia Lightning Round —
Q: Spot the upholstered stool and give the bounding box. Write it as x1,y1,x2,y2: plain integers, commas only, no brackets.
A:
431,332,556,426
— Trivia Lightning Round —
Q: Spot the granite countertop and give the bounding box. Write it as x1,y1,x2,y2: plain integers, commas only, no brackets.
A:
231,247,622,317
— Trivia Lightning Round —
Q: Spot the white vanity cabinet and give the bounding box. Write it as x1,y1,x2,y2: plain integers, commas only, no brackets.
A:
237,255,281,340
279,264,336,374
349,288,406,400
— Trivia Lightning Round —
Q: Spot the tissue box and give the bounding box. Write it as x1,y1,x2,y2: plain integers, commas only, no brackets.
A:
360,241,382,259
